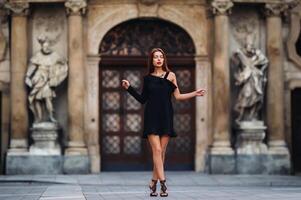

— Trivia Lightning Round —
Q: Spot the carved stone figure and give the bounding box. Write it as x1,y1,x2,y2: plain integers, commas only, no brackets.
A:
25,35,68,123
232,34,268,123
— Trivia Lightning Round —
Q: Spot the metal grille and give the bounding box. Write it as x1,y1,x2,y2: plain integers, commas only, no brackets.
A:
124,136,141,154
103,136,120,154
102,70,120,88
102,92,120,110
124,114,142,132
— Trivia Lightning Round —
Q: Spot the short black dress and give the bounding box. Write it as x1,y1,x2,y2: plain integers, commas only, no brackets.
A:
126,71,178,139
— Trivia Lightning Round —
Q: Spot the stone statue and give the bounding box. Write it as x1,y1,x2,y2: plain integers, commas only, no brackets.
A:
25,35,68,123
232,34,268,123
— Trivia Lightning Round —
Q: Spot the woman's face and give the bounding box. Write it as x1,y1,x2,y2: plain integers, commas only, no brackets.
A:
152,51,164,68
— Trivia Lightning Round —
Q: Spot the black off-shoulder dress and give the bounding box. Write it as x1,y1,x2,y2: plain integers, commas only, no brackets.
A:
126,71,178,139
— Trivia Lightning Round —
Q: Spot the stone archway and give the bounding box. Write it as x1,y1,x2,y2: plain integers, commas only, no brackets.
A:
85,2,211,173
98,18,196,171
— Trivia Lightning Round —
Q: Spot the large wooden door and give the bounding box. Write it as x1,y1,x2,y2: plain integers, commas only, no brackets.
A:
292,88,301,174
166,66,195,170
98,18,196,171
100,61,195,171
100,65,149,171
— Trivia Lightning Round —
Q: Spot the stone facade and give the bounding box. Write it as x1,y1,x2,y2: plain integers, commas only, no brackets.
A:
0,0,300,174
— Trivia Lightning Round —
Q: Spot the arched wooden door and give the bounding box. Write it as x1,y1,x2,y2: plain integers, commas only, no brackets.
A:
99,19,196,171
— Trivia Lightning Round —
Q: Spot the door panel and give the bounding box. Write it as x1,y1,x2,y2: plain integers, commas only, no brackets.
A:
292,88,301,173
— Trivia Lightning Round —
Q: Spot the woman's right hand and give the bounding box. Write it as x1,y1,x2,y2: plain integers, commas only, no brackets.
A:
121,80,130,90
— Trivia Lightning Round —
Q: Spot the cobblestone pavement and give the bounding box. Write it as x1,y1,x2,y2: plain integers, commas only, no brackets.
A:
0,171,301,200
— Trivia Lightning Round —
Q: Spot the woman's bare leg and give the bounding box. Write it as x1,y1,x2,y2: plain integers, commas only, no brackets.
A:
152,135,170,181
148,135,165,181
160,135,170,164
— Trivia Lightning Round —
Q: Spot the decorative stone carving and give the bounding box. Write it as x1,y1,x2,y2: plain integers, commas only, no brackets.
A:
65,0,87,16
4,1,29,16
34,11,65,47
232,34,269,155
211,0,233,15
25,35,68,123
230,9,260,49
29,122,61,155
264,3,288,17
232,34,268,123
138,0,159,17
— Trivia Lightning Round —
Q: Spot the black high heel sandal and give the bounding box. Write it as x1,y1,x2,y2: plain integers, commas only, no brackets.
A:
149,179,158,197
160,180,168,197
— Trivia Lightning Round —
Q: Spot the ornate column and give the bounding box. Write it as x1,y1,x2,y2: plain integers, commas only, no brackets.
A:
65,0,88,155
5,2,29,153
194,56,212,172
86,55,100,173
265,3,289,154
264,3,290,174
209,0,235,174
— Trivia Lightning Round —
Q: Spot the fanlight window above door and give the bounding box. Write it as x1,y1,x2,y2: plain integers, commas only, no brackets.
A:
99,18,195,56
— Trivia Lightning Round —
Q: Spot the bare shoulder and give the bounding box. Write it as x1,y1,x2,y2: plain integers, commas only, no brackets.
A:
168,71,176,77
168,71,176,80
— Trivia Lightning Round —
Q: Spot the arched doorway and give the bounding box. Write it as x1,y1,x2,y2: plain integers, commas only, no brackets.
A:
99,18,196,171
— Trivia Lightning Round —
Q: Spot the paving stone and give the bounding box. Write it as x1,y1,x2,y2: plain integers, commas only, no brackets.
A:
0,173,300,200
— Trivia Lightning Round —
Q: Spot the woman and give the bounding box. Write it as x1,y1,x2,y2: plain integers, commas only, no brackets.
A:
121,48,205,197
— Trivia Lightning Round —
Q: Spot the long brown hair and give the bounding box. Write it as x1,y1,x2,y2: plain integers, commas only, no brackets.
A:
148,48,171,74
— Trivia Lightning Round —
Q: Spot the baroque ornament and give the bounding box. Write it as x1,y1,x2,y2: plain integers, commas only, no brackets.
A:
34,11,65,47
65,0,87,15
4,2,29,16
230,10,259,48
211,0,233,15
264,3,289,17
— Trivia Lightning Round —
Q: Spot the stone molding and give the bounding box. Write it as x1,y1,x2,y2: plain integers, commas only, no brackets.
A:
87,54,101,65
211,0,233,16
65,0,87,16
4,2,29,16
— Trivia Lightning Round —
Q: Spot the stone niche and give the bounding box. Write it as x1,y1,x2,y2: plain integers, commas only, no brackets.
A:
5,4,87,175
29,4,68,147
226,5,290,174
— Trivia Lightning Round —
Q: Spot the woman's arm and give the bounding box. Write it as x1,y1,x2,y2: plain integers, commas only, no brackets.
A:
170,72,205,101
124,77,148,104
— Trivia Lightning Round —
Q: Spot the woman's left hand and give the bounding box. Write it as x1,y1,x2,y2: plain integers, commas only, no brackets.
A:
195,89,205,96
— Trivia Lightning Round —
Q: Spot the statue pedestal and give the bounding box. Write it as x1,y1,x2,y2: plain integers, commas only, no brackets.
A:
235,121,268,154
6,122,90,174
235,121,268,174
234,121,289,174
29,122,61,155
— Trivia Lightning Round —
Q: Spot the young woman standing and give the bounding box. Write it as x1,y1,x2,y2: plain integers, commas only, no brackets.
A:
121,48,205,197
